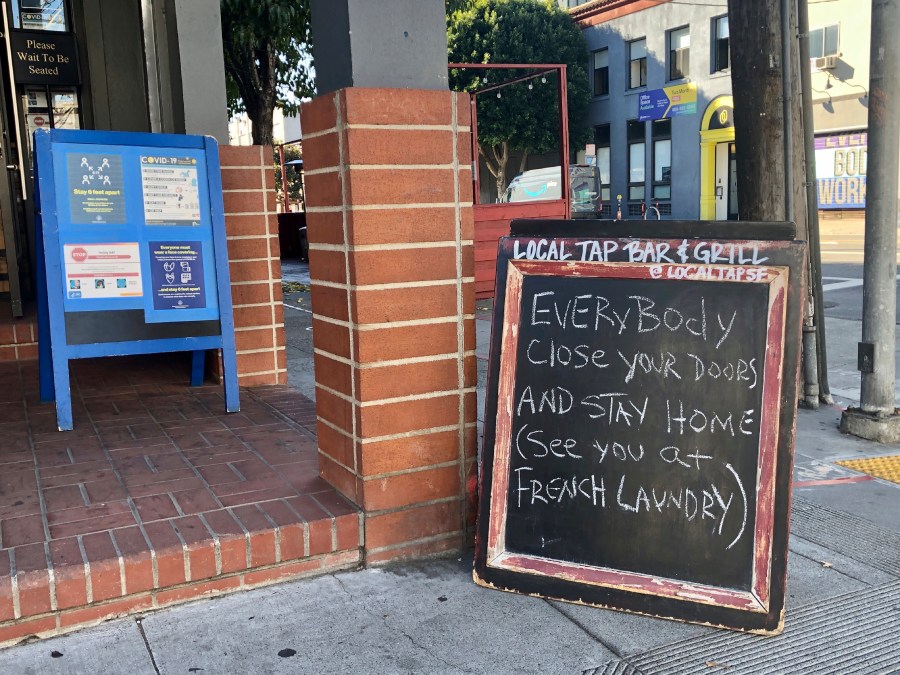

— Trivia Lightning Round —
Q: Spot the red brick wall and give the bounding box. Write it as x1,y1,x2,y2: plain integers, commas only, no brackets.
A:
220,145,287,386
301,89,477,564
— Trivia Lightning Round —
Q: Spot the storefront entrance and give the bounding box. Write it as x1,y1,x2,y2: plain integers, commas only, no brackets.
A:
714,140,738,220
0,0,82,316
699,96,737,221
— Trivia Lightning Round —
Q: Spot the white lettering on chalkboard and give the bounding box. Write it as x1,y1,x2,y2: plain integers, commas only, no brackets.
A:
513,238,769,265
529,292,740,349
508,277,762,554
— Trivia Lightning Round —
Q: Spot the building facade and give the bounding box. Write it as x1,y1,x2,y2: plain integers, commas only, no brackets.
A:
572,0,735,220
808,0,870,215
0,0,229,317
569,0,892,222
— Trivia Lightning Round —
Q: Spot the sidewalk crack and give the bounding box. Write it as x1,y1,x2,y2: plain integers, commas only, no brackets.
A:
332,573,476,674
134,616,161,675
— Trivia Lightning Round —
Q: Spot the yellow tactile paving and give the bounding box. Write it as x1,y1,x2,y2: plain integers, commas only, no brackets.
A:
836,455,900,486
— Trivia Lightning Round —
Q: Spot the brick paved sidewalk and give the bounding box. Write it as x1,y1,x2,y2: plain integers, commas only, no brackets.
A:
0,354,360,646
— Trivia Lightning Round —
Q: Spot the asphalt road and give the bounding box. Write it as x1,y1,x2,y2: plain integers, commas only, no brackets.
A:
818,219,900,322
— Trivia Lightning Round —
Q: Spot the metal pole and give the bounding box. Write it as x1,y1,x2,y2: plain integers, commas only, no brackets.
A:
781,0,794,222
558,65,570,220
797,0,833,403
860,0,900,414
278,144,289,212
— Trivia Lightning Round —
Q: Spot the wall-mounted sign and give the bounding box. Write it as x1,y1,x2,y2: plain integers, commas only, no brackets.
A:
638,83,697,122
9,30,80,85
815,132,866,209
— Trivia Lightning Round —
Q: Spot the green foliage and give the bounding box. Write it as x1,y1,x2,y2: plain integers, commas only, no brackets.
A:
445,0,476,15
447,0,591,185
221,0,314,143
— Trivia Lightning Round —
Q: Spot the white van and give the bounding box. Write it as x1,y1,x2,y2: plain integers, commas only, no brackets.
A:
500,165,602,217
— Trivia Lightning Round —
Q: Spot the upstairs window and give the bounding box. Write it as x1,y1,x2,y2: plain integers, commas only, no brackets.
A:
668,26,690,80
628,38,647,89
809,24,839,58
592,49,609,97
712,15,729,72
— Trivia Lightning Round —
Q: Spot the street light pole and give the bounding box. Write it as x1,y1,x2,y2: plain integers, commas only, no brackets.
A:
841,0,900,442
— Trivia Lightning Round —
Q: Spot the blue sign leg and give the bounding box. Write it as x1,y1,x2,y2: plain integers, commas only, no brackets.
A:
53,356,74,431
190,350,205,386
36,223,55,402
221,346,240,413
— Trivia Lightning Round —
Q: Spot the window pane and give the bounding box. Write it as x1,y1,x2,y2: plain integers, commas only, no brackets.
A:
594,67,609,96
629,185,645,200
629,142,645,182
671,27,690,50
809,28,824,59
630,39,647,60
595,124,611,146
627,120,644,143
594,50,608,69
716,16,729,39
597,147,610,185
631,58,647,88
652,118,671,138
14,0,68,31
654,139,671,181
52,89,80,129
653,184,672,199
716,37,730,71
824,25,839,55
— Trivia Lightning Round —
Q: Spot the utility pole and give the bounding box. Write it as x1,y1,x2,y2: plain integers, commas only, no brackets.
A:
840,0,900,442
728,0,816,404
797,0,832,405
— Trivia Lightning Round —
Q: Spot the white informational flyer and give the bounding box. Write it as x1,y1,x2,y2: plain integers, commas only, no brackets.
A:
63,242,143,300
141,156,202,226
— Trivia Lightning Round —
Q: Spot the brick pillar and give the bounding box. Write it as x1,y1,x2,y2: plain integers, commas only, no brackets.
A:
219,145,287,386
301,89,477,564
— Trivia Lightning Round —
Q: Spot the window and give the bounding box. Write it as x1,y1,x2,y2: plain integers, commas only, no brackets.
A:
652,119,671,200
628,39,647,89
594,124,611,203
592,49,609,97
668,27,690,80
12,0,69,31
712,15,729,72
627,120,645,201
809,24,839,58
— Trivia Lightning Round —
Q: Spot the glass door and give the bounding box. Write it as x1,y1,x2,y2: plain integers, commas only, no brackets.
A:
0,0,80,315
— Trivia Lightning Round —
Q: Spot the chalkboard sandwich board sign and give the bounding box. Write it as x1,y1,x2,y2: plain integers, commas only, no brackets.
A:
474,220,806,635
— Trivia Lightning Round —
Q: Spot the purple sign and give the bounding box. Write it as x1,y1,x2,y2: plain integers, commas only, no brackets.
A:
148,241,206,310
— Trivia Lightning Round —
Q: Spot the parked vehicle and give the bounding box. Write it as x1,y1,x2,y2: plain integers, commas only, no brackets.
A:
500,164,602,217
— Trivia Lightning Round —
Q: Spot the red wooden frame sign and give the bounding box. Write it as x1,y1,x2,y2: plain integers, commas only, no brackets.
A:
486,260,789,614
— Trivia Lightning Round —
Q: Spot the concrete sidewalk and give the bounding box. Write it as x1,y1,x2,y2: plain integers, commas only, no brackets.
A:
2,288,899,673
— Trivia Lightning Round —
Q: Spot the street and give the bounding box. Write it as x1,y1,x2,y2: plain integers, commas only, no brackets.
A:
820,218,900,322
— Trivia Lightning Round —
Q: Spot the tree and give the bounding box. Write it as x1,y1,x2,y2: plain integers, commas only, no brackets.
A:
448,0,591,197
220,0,315,146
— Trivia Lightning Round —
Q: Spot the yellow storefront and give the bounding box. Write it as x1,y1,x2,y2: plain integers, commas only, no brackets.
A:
699,96,738,221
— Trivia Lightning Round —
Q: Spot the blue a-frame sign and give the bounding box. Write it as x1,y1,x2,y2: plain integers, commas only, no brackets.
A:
34,129,240,430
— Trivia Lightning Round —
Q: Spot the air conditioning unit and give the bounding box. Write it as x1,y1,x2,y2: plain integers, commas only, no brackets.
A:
812,55,838,70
